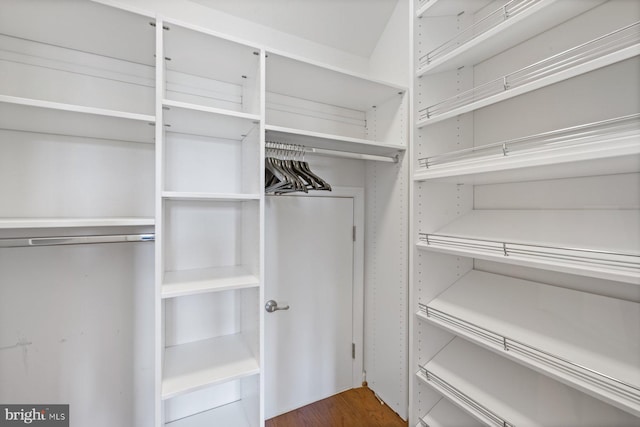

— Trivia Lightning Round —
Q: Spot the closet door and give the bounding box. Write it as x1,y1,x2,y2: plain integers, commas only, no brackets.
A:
0,1,156,426
264,195,355,418
410,0,640,425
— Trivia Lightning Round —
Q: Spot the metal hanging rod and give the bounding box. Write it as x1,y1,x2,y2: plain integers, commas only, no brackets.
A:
0,233,155,248
266,141,399,163
418,303,640,403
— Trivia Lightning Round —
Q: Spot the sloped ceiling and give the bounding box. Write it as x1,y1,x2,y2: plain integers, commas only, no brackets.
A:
191,0,399,57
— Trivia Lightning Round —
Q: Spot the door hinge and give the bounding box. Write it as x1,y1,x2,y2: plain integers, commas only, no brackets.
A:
352,226,356,242
352,343,356,359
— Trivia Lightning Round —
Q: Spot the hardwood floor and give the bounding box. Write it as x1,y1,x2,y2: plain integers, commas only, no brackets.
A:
265,387,408,427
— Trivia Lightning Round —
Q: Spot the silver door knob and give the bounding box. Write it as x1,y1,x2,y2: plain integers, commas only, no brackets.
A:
265,299,290,313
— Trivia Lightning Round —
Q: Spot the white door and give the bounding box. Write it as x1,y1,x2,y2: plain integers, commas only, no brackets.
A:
265,195,355,419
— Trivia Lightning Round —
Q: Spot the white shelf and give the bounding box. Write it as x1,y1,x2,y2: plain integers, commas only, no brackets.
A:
0,95,155,143
165,401,253,427
416,0,494,18
417,23,640,127
417,0,605,75
0,217,154,229
418,398,482,427
162,266,259,299
418,337,639,427
162,192,260,202
419,269,640,416
162,333,259,400
265,125,405,159
163,100,260,141
266,52,406,112
414,114,640,184
417,210,640,284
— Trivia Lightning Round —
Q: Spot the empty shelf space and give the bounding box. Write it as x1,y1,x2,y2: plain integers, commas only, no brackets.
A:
163,20,259,89
0,217,155,229
417,0,605,75
0,95,155,143
165,401,253,427
0,0,154,67
162,266,259,298
267,52,406,112
418,398,482,427
418,337,639,426
417,209,640,284
266,125,405,160
418,269,640,415
163,100,260,141
162,334,259,400
414,114,640,184
162,20,260,114
162,192,260,201
416,0,494,19
417,22,640,127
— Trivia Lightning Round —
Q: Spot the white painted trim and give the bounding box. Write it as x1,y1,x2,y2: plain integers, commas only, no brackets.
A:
266,186,365,389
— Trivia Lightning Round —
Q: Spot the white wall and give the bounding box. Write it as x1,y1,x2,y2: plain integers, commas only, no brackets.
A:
96,0,370,74
369,0,410,86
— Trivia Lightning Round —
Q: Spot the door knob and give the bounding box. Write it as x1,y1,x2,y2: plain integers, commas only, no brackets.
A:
265,299,290,313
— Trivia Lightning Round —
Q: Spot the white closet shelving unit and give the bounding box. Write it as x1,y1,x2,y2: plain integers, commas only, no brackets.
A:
410,0,640,425
0,0,156,230
417,337,638,426
265,52,408,162
0,2,157,427
155,18,263,427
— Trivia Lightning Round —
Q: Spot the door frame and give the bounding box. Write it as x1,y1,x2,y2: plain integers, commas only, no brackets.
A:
265,186,365,389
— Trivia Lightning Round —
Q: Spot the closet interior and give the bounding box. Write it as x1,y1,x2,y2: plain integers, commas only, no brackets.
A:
410,0,639,426
1,0,639,426
0,0,408,426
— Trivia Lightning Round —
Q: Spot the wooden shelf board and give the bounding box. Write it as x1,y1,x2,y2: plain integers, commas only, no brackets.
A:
417,0,605,75
0,217,155,229
421,269,640,415
162,192,260,202
165,401,253,427
266,52,406,112
417,45,640,128
162,100,259,141
433,210,639,255
413,135,640,184
162,334,259,400
420,338,638,426
162,265,259,299
421,398,482,427
266,125,405,158
418,210,640,284
0,95,155,143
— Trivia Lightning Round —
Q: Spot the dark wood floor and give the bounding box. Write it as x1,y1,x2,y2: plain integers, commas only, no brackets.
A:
265,387,408,427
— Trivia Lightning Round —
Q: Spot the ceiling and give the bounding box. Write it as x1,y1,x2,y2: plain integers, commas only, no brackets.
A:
191,0,399,57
